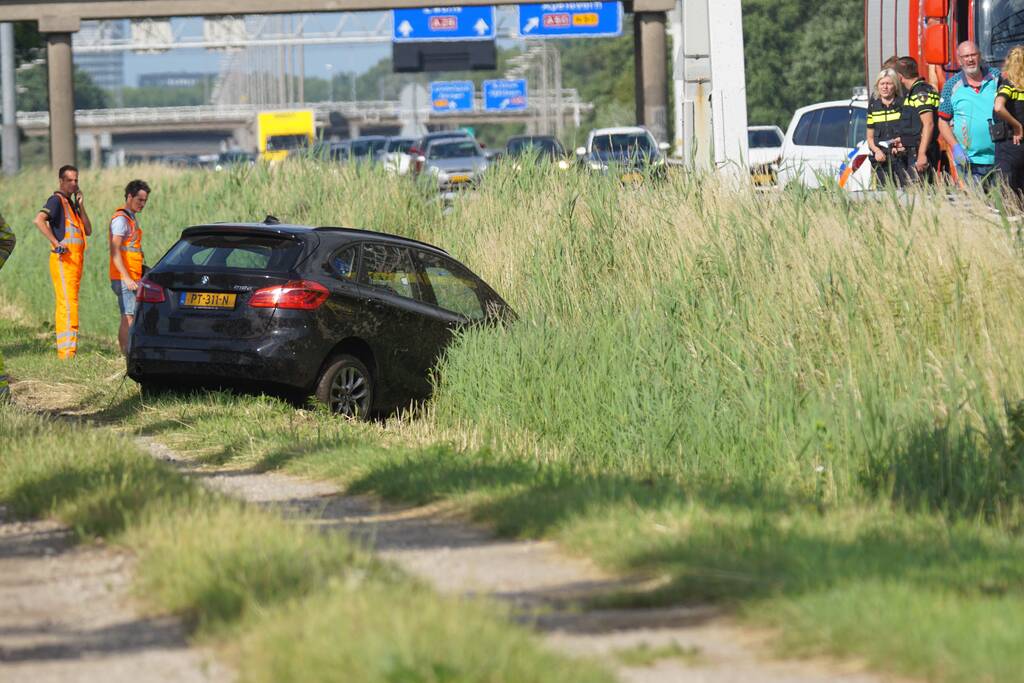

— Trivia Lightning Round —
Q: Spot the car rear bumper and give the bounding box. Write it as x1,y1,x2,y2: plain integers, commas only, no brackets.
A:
127,330,323,391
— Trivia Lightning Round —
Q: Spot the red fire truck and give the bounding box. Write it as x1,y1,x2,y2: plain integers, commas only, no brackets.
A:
866,0,1024,85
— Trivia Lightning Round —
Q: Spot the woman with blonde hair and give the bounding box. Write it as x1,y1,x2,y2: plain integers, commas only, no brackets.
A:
993,45,1024,198
866,68,906,185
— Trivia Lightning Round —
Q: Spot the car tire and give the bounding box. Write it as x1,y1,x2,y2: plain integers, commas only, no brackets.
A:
315,354,374,418
138,378,175,398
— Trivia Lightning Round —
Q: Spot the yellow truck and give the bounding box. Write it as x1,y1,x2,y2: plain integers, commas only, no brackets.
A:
257,110,315,162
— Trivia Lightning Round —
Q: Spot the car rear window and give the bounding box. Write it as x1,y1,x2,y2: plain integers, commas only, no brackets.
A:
162,233,303,272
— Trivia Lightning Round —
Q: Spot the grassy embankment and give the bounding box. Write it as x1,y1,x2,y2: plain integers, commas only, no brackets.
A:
0,404,611,682
3,161,1024,682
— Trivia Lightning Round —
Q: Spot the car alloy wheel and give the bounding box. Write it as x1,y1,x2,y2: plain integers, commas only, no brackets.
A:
316,354,373,419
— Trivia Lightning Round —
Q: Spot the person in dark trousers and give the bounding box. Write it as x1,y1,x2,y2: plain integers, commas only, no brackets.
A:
866,68,907,185
0,210,15,401
993,45,1024,206
893,56,941,181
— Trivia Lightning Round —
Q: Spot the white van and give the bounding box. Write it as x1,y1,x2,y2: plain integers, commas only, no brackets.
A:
776,97,872,190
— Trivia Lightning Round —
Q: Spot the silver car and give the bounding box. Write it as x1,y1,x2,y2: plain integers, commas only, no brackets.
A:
418,137,488,190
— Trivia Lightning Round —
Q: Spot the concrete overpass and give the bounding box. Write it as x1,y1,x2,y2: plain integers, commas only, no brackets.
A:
15,97,594,161
1,0,671,170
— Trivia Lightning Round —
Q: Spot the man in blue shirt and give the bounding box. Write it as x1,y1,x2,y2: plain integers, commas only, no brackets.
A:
938,41,1002,184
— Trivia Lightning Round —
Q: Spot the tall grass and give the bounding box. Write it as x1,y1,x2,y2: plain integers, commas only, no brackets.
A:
3,160,1024,521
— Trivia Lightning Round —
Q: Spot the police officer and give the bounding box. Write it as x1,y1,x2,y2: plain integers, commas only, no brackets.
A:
893,56,941,181
866,68,906,185
0,210,15,401
993,45,1024,203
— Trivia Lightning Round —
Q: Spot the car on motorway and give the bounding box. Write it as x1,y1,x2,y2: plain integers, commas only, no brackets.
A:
775,95,872,190
747,125,784,185
347,135,389,162
378,136,417,175
504,135,572,169
576,126,669,182
409,129,473,174
417,137,489,191
128,219,513,417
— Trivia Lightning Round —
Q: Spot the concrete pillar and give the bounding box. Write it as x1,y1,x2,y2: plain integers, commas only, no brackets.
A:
46,32,77,169
634,12,668,144
90,134,102,169
2,23,19,176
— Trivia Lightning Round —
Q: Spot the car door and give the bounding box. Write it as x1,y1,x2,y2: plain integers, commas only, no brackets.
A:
356,241,438,403
411,250,491,372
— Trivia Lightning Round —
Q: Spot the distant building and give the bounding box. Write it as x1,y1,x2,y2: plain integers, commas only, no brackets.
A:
138,73,216,89
74,21,125,91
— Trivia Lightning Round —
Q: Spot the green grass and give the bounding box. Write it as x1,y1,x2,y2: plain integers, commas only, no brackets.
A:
0,403,611,683
613,641,701,667
3,160,1024,681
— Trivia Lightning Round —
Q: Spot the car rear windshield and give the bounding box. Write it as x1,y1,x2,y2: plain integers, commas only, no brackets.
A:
350,139,388,156
507,138,563,156
162,233,304,272
387,138,415,153
428,140,481,159
748,129,783,148
592,133,654,155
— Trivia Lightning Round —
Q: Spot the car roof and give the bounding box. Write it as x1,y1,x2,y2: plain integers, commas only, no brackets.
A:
792,98,868,115
588,126,651,136
508,134,557,141
748,125,784,131
181,222,450,255
350,135,387,141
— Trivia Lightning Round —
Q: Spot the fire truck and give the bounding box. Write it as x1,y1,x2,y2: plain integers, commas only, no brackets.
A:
866,0,1024,85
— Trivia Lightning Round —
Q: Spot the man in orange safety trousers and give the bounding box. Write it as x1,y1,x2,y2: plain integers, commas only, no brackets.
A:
109,179,149,356
33,165,93,360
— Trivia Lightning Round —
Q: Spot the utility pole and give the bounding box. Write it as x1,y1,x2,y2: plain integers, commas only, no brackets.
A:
1,22,19,175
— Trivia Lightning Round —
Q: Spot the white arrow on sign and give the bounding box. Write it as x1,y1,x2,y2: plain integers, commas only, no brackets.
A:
474,18,490,35
523,17,540,33
449,100,458,109
398,20,413,37
499,98,510,109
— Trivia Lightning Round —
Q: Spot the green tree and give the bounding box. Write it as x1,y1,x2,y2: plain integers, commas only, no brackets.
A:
743,0,863,128
16,64,108,112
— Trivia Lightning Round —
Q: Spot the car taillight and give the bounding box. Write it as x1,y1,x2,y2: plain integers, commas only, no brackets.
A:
249,280,329,310
136,278,165,303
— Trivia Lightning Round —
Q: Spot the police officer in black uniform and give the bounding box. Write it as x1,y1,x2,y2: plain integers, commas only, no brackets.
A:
993,45,1024,202
867,68,906,185
893,56,940,182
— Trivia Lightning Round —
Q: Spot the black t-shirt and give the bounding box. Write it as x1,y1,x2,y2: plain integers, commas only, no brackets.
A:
39,193,81,242
900,79,940,148
996,76,1024,128
867,97,903,145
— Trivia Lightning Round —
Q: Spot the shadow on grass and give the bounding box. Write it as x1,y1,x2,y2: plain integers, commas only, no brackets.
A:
345,444,1024,610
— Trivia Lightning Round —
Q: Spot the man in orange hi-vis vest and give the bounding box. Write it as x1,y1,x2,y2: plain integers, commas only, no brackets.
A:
33,165,93,360
109,179,150,356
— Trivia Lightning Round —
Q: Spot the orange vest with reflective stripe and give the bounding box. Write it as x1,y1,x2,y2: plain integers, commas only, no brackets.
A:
56,194,86,253
108,206,144,281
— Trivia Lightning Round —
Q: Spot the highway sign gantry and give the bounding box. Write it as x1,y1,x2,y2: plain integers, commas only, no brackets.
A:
516,2,623,38
393,6,496,42
483,80,528,111
430,81,476,112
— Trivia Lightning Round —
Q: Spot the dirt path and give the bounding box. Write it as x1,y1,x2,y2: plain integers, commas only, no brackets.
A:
0,505,230,683
139,437,902,683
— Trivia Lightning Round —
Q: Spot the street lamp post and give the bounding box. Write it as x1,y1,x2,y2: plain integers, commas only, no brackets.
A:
325,62,333,102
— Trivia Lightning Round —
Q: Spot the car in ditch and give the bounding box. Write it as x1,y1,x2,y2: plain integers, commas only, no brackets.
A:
127,218,513,417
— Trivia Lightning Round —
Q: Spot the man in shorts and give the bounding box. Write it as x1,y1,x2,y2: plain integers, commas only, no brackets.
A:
109,179,150,356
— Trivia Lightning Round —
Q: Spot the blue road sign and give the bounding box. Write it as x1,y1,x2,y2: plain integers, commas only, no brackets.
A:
431,81,475,113
516,2,623,38
483,80,528,111
393,6,496,42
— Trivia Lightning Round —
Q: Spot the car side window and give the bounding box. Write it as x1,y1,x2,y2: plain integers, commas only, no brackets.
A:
415,251,485,320
359,243,421,301
792,109,821,146
329,246,357,280
847,107,867,147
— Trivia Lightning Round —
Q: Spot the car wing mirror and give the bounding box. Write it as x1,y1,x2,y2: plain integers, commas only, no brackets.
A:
575,146,586,156
658,141,670,152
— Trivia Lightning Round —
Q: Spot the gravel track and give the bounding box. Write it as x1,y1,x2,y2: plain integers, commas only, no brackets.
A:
0,505,230,683
139,436,907,683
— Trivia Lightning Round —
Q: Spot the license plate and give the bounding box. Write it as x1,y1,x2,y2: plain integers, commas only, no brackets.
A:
621,172,644,184
752,172,775,186
180,291,237,309
449,174,470,183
